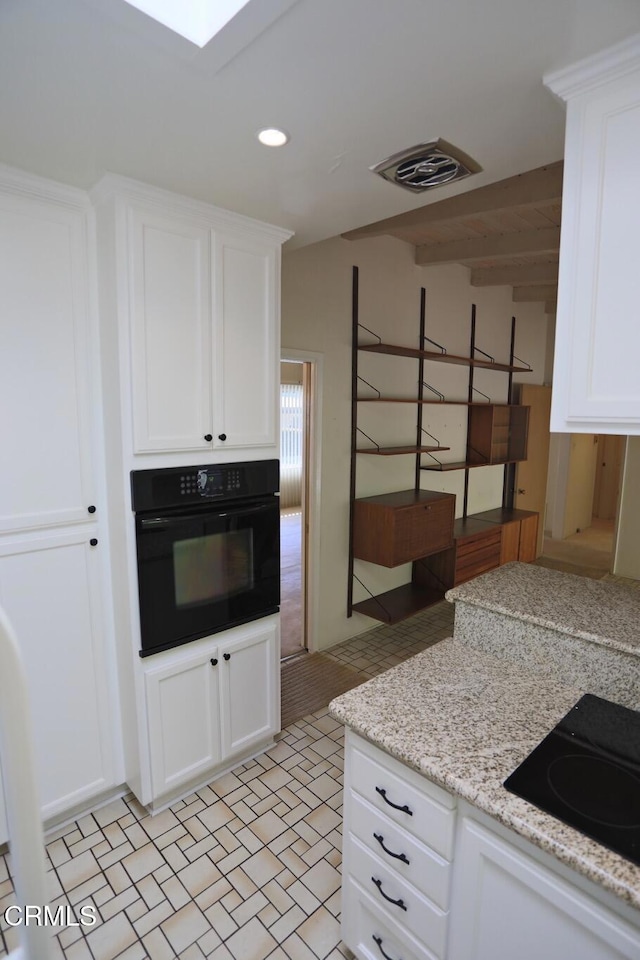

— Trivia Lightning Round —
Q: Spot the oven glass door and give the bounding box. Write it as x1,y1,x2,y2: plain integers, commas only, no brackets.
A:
136,498,279,655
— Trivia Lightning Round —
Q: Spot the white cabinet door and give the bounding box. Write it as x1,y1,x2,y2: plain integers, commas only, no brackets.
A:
212,231,279,450
145,643,222,798
129,206,212,453
0,532,115,820
545,38,640,434
128,209,279,455
0,192,95,532
449,816,640,960
219,619,279,759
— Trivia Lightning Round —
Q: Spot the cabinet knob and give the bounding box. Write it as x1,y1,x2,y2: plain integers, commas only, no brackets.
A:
218,434,227,442
518,488,526,495
210,658,218,667
87,505,96,514
89,538,98,546
223,652,231,661
204,434,213,442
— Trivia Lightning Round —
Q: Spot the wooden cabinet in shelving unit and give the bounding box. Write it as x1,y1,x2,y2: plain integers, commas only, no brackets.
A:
353,489,455,568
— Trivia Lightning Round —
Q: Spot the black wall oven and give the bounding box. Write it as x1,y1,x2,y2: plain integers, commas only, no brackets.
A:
132,461,279,657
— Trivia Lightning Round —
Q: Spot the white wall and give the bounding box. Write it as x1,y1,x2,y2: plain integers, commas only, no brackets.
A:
281,234,549,650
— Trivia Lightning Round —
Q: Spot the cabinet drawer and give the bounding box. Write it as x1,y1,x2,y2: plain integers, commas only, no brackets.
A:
353,491,455,567
343,873,440,960
348,737,455,860
348,836,448,958
347,791,451,909
454,528,501,585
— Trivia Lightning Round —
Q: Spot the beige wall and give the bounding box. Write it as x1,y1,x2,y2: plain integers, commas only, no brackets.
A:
563,434,598,537
613,437,640,578
281,234,549,651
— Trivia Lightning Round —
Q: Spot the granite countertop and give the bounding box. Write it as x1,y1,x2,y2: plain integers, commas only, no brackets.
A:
446,562,640,658
329,637,640,911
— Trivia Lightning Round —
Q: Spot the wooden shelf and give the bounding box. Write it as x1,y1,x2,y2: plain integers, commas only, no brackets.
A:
469,507,538,524
359,341,532,374
420,458,526,472
357,397,488,405
351,582,446,624
348,269,536,624
357,444,450,456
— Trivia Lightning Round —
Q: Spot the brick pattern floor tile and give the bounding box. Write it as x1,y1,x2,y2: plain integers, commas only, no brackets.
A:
0,605,452,959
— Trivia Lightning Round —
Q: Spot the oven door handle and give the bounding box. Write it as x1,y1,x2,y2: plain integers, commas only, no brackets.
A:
138,502,274,529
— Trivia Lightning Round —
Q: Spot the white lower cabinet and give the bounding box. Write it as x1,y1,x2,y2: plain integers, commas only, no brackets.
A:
343,732,640,960
144,617,279,801
448,814,640,960
343,731,455,960
0,531,116,822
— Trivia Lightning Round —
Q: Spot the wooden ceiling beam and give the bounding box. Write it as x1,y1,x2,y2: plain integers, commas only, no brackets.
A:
415,227,560,266
342,161,563,241
470,262,559,287
512,284,558,302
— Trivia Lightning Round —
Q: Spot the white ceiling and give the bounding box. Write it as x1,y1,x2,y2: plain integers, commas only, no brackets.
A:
1,0,640,249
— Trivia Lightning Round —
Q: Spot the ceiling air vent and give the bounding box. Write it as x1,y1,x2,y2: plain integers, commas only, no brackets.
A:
370,139,482,192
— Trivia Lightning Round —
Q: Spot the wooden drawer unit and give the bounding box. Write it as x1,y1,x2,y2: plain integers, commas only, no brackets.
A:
470,508,540,564
353,489,455,568
453,520,501,586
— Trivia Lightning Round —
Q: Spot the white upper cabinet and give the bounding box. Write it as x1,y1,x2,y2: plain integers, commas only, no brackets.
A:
0,187,95,532
545,34,640,435
95,177,292,459
213,230,279,450
129,208,212,454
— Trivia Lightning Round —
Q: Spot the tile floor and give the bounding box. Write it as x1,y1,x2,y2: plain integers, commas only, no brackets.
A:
0,603,454,960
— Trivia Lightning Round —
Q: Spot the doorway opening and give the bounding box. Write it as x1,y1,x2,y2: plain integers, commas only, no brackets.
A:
279,358,316,660
542,433,624,579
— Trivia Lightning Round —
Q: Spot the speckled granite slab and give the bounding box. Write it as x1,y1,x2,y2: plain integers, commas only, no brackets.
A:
329,637,640,912
453,603,640,710
447,562,640,657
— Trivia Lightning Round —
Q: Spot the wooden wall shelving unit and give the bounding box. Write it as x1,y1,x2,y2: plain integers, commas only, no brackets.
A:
347,266,537,625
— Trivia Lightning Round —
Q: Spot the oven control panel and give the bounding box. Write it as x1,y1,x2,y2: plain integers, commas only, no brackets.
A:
131,460,279,512
179,468,242,498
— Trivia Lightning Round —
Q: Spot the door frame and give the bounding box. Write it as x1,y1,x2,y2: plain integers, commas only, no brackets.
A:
280,348,323,654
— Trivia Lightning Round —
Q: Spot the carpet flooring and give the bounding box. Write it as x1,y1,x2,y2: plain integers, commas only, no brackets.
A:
280,652,365,727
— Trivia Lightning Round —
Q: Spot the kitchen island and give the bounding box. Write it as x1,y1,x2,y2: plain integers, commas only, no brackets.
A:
330,634,640,960
447,562,640,709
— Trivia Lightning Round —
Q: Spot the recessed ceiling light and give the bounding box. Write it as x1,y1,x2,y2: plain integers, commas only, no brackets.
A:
257,128,290,148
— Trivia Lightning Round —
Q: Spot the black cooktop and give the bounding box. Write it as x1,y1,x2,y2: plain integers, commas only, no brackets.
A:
504,694,640,866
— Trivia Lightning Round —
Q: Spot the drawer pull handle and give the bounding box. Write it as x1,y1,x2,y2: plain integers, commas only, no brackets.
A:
375,786,413,816
371,877,407,911
373,833,410,865
373,935,403,960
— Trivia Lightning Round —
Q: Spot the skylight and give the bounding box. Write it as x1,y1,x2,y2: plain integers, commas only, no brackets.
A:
122,0,252,47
